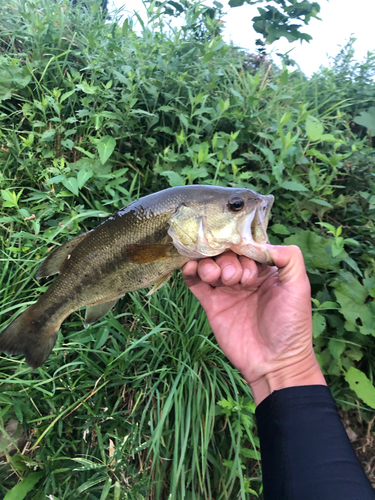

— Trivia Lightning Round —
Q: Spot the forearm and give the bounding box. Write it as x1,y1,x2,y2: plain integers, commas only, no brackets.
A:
255,385,375,500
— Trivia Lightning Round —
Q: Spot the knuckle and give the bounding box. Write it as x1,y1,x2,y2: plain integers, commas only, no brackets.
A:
289,245,304,260
289,244,301,254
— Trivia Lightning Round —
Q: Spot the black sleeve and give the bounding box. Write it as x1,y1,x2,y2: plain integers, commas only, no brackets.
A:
255,385,375,500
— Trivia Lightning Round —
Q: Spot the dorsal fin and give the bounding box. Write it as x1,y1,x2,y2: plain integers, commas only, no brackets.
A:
36,232,89,279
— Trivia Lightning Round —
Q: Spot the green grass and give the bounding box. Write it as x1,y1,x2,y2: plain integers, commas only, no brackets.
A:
0,258,261,499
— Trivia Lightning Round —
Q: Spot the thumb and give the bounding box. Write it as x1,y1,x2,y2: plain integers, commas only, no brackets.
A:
266,244,308,285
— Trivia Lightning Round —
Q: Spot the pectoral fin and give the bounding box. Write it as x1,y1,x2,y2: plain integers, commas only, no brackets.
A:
146,272,174,296
84,299,119,328
37,232,90,279
122,243,176,264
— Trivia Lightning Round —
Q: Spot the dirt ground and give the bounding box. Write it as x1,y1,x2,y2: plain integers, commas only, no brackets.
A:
341,410,375,487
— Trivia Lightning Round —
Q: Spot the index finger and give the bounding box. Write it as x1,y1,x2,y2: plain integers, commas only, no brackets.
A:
182,258,220,288
182,260,215,304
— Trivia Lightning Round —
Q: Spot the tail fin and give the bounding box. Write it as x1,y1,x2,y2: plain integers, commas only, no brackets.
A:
0,306,60,369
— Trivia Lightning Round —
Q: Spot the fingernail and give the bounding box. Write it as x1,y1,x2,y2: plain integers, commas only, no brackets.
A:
241,269,251,284
222,265,236,282
202,263,217,276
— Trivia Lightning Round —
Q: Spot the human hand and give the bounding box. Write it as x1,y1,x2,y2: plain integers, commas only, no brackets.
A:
182,245,326,405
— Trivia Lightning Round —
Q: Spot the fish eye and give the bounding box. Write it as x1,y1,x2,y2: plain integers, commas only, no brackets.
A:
228,196,245,212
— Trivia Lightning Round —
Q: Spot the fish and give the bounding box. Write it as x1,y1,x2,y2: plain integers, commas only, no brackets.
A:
0,185,274,369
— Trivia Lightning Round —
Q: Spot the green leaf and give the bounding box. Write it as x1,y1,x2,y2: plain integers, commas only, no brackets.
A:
97,136,116,165
308,168,317,190
312,312,326,338
345,367,375,409
0,63,31,102
47,174,66,184
1,190,18,208
60,89,75,103
61,138,74,150
158,105,175,112
284,230,344,272
77,169,94,189
182,166,208,180
240,448,261,460
328,338,345,359
270,224,290,235
344,255,363,277
194,93,205,105
217,397,236,415
77,477,107,494
179,113,189,130
18,208,29,218
320,134,344,143
353,107,375,135
203,52,215,63
0,87,12,102
229,0,245,6
112,69,128,84
40,129,56,142
309,198,333,208
72,458,105,470
259,146,275,166
100,111,118,119
343,238,360,246
218,98,230,113
76,81,99,94
129,109,156,117
306,115,324,141
364,278,375,298
272,160,284,183
346,346,363,362
280,181,308,192
74,146,95,159
279,70,289,86
114,481,121,500
335,274,368,304
100,478,112,500
306,148,330,163
160,171,185,187
320,301,339,309
334,278,374,334
4,471,44,500
0,216,17,223
61,177,79,196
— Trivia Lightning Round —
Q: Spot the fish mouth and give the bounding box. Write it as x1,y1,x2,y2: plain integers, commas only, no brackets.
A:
235,195,274,265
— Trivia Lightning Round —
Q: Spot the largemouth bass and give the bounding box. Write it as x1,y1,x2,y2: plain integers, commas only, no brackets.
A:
0,185,274,368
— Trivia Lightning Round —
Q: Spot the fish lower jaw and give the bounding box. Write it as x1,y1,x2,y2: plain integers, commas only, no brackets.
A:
172,239,227,259
172,239,273,265
232,242,274,266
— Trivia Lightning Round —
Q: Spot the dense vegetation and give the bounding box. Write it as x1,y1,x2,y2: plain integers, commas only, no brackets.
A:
0,0,374,498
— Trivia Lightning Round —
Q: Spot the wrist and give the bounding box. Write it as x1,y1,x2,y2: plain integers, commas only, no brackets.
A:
249,352,326,406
